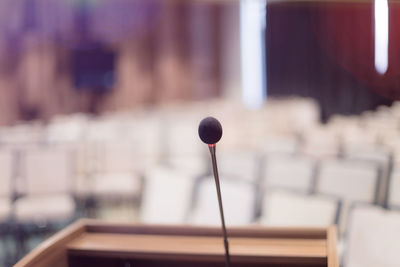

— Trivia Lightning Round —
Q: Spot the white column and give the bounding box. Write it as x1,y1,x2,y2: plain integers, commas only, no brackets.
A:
240,0,267,109
374,0,389,75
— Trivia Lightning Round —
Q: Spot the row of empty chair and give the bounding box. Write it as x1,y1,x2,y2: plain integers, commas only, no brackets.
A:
0,100,396,193
0,144,390,228
0,147,76,224
0,136,397,226
139,165,399,267
2,98,400,266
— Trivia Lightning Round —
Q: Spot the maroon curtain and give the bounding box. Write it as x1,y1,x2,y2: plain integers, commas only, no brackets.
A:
312,2,400,99
266,1,393,121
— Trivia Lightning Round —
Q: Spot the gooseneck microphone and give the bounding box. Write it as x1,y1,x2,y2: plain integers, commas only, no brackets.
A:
198,117,231,267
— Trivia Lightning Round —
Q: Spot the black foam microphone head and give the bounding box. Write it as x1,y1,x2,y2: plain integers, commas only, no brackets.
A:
198,117,223,145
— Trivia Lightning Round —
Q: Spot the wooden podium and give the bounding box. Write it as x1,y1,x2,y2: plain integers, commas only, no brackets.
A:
14,219,338,267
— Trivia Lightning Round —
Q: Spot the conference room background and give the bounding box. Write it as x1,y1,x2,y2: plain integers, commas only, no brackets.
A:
1,0,400,266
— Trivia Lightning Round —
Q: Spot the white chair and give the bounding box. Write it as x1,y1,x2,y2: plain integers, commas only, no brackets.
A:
14,195,75,223
316,159,379,234
217,150,260,182
91,173,142,199
362,115,399,135
343,145,390,177
45,114,87,144
262,155,315,193
85,119,121,142
260,134,299,156
70,141,98,197
300,127,340,159
0,124,43,147
162,113,208,174
259,190,339,227
164,118,204,158
126,114,163,162
343,145,391,205
14,147,76,223
85,142,143,206
284,97,320,132
384,139,400,165
97,141,139,173
345,205,400,267
317,159,378,203
140,166,197,224
0,150,14,223
388,165,400,209
0,156,13,266
89,171,142,222
189,176,255,226
339,125,377,148
166,155,207,175
231,110,272,149
257,97,319,134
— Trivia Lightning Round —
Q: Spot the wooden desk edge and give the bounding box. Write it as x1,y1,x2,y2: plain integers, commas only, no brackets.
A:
13,219,89,267
14,219,337,267
85,221,328,239
327,226,339,267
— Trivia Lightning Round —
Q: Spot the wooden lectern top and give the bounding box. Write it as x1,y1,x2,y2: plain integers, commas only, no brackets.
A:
15,219,338,267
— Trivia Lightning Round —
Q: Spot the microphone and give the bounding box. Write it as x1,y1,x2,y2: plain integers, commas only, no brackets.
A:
198,117,231,267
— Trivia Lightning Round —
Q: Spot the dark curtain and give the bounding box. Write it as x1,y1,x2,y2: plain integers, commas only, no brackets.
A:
266,2,394,122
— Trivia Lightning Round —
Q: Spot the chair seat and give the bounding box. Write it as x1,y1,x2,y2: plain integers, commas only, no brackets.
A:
0,198,11,221
91,173,141,197
14,194,75,223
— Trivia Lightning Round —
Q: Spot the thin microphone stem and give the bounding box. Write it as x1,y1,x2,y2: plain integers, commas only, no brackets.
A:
208,145,231,267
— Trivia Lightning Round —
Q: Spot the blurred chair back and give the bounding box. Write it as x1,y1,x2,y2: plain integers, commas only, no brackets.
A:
316,159,379,203
0,149,15,222
189,176,256,226
262,154,315,193
98,141,138,173
388,165,400,209
316,159,379,234
345,205,400,267
301,127,340,159
14,146,76,222
343,145,391,205
21,147,74,195
140,166,196,224
260,190,339,227
217,150,260,182
260,134,299,156
0,149,14,198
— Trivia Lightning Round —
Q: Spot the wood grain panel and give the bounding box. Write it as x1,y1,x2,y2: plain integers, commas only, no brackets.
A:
67,232,327,265
85,220,328,239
